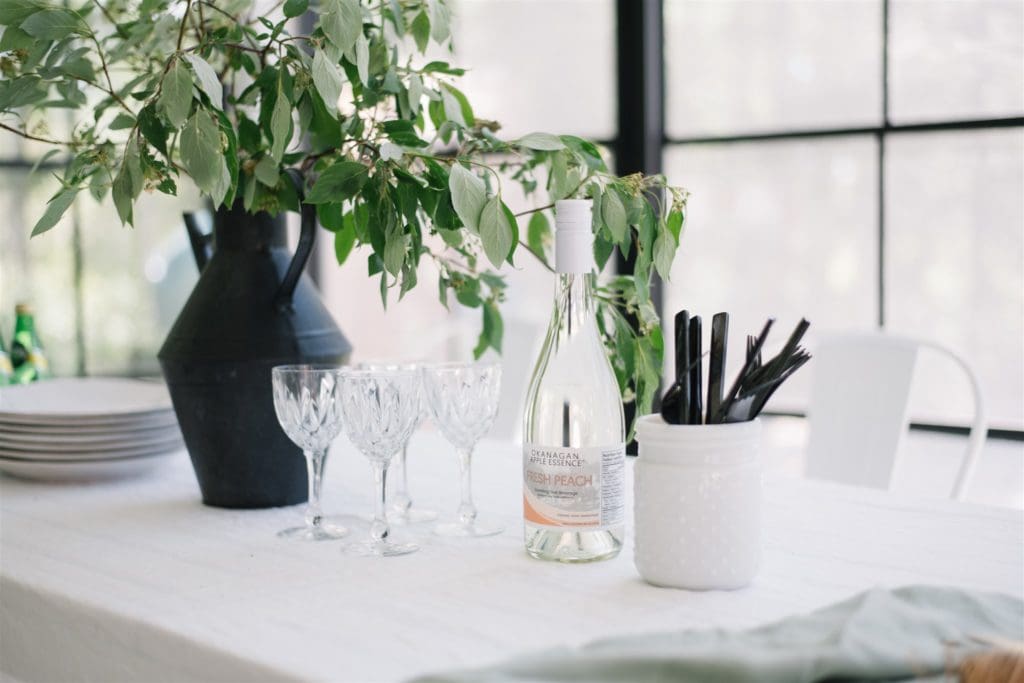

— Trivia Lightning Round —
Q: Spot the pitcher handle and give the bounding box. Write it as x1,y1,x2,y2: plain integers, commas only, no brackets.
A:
184,210,214,272
274,169,316,311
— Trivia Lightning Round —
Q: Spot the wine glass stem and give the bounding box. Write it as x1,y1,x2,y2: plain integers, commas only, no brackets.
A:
304,449,326,529
392,442,412,513
456,446,477,526
371,460,390,543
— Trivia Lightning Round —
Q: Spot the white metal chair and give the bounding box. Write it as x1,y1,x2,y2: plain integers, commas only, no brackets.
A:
805,332,987,500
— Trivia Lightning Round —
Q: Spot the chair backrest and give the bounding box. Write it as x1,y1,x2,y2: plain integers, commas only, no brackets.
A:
805,332,986,500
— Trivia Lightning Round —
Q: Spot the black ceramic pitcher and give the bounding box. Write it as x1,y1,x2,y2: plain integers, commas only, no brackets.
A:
158,197,352,508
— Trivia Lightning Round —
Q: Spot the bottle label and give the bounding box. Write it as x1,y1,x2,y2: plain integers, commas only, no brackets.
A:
523,443,625,530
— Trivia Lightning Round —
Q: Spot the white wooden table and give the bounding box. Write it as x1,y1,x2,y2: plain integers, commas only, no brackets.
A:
1,431,1021,683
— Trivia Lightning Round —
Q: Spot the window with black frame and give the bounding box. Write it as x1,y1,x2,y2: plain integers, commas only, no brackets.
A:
0,128,198,379
660,0,1024,436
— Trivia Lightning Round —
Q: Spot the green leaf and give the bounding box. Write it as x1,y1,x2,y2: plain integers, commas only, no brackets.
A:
159,59,193,128
653,229,674,280
407,73,423,115
354,33,369,85
448,163,486,232
320,0,361,54
548,149,573,200
137,103,168,157
306,160,368,204
0,25,34,50
0,75,46,110
479,196,514,269
59,57,95,82
526,211,551,265
594,233,614,271
31,186,78,237
270,80,291,162
283,0,308,18
386,0,405,33
517,132,565,151
410,10,430,52
183,54,223,110
455,278,482,308
254,155,279,187
429,0,450,42
601,188,628,243
181,111,230,206
20,9,87,40
312,48,344,117
383,227,406,276
334,220,357,265
111,163,134,225
666,208,684,245
382,119,426,147
0,1,47,26
216,109,239,207
441,84,474,126
473,300,502,358
109,112,135,130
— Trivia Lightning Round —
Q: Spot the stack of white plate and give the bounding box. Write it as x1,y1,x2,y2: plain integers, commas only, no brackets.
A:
0,378,183,482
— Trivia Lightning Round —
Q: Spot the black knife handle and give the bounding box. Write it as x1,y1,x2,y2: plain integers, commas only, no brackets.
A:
707,312,728,423
674,310,690,424
688,316,703,424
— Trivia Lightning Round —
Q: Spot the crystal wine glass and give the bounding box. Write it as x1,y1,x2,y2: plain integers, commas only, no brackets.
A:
339,368,423,556
356,362,438,525
421,362,503,537
271,365,348,541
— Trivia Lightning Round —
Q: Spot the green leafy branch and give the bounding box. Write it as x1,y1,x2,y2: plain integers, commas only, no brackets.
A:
0,0,689,429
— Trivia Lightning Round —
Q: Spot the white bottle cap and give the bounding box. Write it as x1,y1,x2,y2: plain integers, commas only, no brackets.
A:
555,199,594,274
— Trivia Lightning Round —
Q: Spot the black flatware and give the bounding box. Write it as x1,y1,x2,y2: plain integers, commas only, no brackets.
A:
706,313,728,425
717,318,775,422
660,311,811,425
688,316,703,424
660,310,691,425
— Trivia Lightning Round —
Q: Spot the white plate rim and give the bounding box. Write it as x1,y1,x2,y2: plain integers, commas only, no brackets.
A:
0,377,172,418
0,441,183,462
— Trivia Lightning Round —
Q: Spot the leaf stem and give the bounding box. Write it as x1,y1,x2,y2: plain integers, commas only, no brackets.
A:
513,202,553,218
0,123,72,146
517,239,554,274
177,0,193,51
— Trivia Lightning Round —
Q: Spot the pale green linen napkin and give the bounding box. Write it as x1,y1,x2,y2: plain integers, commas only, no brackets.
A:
412,586,1023,683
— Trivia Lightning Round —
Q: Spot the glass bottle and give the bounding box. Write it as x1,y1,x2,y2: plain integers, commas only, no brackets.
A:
522,199,626,562
11,303,49,383
0,332,12,385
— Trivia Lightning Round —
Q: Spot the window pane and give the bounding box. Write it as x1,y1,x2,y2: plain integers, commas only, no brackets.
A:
885,128,1024,429
451,0,616,139
0,171,197,377
663,138,878,410
890,0,1024,123
665,0,882,138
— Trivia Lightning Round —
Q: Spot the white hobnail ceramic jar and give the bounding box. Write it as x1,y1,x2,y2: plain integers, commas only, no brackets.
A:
634,414,762,590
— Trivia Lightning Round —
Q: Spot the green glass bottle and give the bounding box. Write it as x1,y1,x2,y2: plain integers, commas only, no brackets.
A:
10,303,49,384
0,331,12,385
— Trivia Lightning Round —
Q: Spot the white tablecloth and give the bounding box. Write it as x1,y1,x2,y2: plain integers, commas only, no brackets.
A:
1,431,1021,683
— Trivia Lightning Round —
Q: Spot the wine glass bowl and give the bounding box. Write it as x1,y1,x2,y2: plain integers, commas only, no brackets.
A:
420,362,503,538
355,362,438,524
339,368,423,556
271,365,348,541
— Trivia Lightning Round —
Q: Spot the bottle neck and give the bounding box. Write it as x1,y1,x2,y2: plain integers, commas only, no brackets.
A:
554,273,595,335
14,315,34,338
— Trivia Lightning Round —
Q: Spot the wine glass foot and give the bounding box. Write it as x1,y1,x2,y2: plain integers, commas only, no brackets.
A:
344,540,419,557
388,507,440,525
433,520,504,538
277,523,348,541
